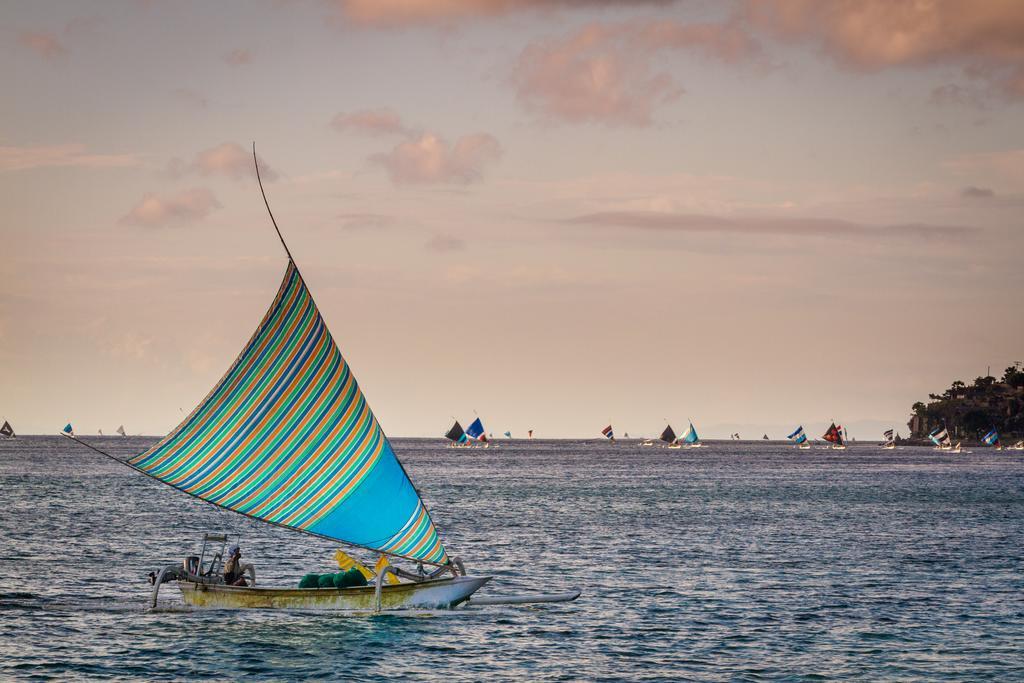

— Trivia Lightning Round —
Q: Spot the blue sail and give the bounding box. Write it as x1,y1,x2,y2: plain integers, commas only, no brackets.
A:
786,426,804,440
983,429,999,446
682,422,699,443
466,417,487,441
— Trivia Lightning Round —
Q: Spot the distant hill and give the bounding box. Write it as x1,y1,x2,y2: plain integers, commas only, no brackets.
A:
908,365,1024,442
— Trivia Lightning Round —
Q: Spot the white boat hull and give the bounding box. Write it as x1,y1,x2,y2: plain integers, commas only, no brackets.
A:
177,575,491,610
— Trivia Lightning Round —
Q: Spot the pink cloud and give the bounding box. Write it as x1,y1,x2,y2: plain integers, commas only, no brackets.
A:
328,0,675,27
0,144,138,172
330,108,411,137
17,31,68,60
370,132,501,184
566,211,974,242
745,0,1024,99
223,48,253,66
943,148,1024,190
425,233,466,251
512,20,761,125
119,188,222,227
191,142,278,181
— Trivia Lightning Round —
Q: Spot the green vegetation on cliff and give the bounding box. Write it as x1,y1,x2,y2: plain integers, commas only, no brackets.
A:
909,365,1024,441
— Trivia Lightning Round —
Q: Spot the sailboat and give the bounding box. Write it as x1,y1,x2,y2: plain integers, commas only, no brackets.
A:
465,417,489,448
601,425,615,442
823,422,846,450
786,426,810,450
445,420,469,448
60,146,578,612
503,431,511,439
1008,440,1024,451
882,429,896,449
660,424,680,449
0,420,15,439
680,420,702,448
116,425,127,437
928,424,960,452
982,428,1001,450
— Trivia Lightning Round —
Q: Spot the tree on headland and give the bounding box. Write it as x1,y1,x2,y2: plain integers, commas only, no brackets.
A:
909,367,1024,440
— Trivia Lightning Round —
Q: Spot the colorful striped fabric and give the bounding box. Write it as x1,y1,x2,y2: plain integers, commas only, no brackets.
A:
130,261,448,565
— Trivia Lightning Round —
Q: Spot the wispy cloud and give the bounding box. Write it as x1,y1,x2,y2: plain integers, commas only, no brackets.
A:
961,186,994,199
370,132,501,184
512,19,762,125
330,108,411,137
0,144,138,172
327,0,676,27
223,48,254,66
119,188,222,227
165,143,278,182
944,149,1024,189
565,211,974,240
425,233,466,252
17,31,68,60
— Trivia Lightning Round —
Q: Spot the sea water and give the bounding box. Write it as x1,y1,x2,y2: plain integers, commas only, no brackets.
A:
1,436,1022,680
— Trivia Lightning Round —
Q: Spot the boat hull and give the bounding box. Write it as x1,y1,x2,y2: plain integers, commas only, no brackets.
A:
177,575,491,610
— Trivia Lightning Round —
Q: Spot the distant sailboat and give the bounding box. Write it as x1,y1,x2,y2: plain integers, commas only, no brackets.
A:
445,420,469,447
528,429,534,439
762,434,769,441
466,417,489,447
928,424,959,452
623,432,629,438
503,431,512,439
0,420,15,439
982,428,1001,450
61,423,74,437
882,428,896,449
823,422,846,450
98,429,104,436
116,425,127,437
787,426,810,449
601,425,615,442
660,425,680,449
681,421,702,448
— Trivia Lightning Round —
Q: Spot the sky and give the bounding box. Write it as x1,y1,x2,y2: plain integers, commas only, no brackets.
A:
2,0,1023,439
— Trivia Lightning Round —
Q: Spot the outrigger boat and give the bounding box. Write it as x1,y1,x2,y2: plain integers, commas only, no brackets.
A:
787,425,811,450
680,420,702,448
61,146,579,612
823,422,846,450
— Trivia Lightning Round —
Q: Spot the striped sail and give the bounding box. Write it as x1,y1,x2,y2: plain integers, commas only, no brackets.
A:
129,261,448,565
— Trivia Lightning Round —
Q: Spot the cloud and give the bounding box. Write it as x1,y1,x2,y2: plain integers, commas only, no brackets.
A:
370,132,501,184
172,88,208,108
164,143,278,182
745,0,1024,99
512,20,762,125
961,186,995,199
944,149,1024,190
425,233,466,252
17,31,68,60
327,0,676,27
223,48,253,66
565,211,973,240
119,188,222,227
0,144,138,172
331,108,411,137
337,212,396,229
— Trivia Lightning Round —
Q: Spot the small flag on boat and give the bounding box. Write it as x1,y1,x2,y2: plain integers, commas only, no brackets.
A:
466,417,488,442
0,420,14,438
116,425,126,437
660,425,677,444
61,423,74,437
982,428,999,446
445,421,468,444
601,425,614,440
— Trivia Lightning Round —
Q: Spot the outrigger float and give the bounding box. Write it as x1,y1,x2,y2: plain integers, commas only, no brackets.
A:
64,145,579,613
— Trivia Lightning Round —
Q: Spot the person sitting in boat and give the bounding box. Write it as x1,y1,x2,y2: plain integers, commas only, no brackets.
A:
223,546,250,586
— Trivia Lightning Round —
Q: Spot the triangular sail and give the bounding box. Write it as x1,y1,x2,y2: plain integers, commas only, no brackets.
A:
0,420,14,438
982,428,999,446
129,262,448,565
660,425,676,444
682,421,699,444
445,421,468,444
116,425,127,437
465,418,487,442
787,426,807,444
601,425,614,440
